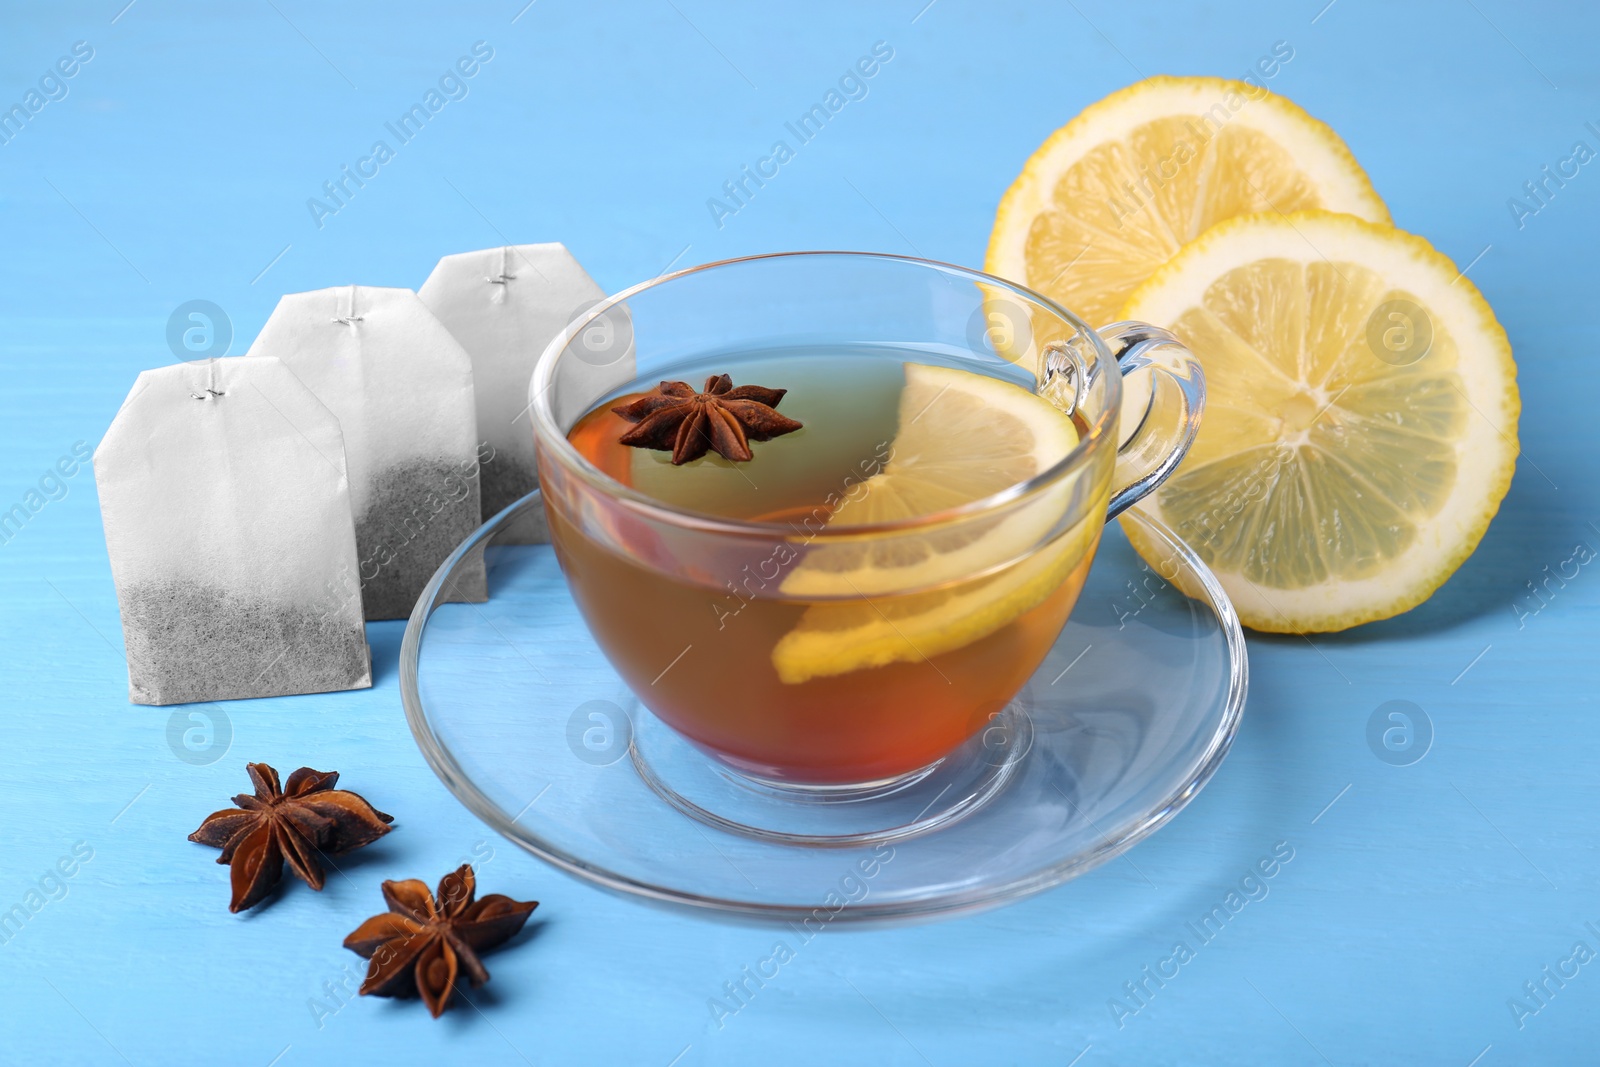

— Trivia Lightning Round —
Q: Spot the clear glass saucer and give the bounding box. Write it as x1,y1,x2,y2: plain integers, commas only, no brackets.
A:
400,494,1247,922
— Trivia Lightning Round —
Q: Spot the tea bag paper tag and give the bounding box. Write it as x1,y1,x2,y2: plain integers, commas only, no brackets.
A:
419,243,635,542
94,358,372,705
248,286,488,619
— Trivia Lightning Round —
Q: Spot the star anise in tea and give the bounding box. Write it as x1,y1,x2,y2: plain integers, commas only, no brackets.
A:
344,865,539,1018
188,762,393,913
612,373,803,464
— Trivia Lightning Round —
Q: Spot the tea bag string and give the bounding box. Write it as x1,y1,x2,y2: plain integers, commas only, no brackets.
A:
190,358,225,400
333,284,364,326
487,246,514,285
485,246,515,304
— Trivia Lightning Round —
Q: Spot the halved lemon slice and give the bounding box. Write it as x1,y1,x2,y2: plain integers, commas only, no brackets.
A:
986,76,1390,330
1120,211,1519,632
772,364,1093,683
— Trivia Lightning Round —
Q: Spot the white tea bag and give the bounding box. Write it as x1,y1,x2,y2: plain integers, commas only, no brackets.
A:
419,244,635,541
94,358,372,705
248,285,488,619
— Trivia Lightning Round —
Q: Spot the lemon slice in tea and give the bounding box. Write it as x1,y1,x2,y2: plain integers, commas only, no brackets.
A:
772,364,1092,684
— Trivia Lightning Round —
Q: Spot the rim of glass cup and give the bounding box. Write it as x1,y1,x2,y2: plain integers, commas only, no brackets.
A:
528,250,1125,539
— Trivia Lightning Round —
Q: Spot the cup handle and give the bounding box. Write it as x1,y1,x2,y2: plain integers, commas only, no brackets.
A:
1094,321,1206,521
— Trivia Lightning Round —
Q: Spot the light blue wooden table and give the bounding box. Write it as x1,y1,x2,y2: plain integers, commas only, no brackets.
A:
3,1,1595,1063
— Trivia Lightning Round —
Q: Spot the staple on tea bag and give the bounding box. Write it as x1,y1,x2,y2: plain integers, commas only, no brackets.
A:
419,244,635,542
248,285,488,619
94,358,372,705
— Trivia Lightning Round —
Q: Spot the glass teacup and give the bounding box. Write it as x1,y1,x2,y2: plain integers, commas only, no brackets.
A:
530,252,1203,790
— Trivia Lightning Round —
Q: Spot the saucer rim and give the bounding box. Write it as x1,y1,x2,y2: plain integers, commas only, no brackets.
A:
400,493,1249,921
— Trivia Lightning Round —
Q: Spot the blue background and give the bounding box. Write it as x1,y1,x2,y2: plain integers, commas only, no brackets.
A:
2,1,1596,1063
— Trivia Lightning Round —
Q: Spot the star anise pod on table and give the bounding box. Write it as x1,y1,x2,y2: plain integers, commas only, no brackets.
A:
344,865,539,1018
612,373,803,464
188,762,393,913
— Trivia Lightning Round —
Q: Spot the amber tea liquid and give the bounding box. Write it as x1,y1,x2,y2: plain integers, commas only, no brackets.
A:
550,348,1098,786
